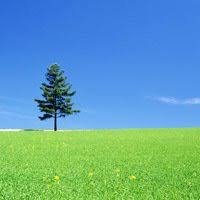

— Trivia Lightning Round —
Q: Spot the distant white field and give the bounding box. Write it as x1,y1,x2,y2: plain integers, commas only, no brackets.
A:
0,129,22,132
0,129,93,132
43,129,93,132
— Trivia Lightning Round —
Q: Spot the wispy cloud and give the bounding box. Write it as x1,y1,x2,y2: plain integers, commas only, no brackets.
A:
81,108,96,114
0,96,36,119
152,96,200,105
0,108,35,119
0,96,32,105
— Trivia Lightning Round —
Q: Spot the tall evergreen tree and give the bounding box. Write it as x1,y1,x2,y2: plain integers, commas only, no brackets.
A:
35,64,79,131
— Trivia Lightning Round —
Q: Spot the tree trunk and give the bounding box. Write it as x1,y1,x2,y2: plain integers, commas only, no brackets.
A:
54,112,57,131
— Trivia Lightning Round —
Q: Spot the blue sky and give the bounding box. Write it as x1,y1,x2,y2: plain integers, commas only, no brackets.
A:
1,0,200,129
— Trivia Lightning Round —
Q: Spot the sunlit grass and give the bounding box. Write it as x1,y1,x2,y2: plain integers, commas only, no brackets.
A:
0,128,199,199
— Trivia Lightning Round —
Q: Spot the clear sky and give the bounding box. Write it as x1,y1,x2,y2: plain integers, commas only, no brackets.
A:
1,0,200,129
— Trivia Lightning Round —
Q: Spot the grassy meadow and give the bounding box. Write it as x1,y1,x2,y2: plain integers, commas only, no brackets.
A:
0,129,199,199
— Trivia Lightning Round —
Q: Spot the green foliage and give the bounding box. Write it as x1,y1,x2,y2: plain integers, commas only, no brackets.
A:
35,64,79,131
0,128,199,199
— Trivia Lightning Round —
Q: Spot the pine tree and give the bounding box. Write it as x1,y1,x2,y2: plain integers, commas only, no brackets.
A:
35,64,79,131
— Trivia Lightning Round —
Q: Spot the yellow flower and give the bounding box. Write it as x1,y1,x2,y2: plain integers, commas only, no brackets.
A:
129,175,136,180
88,172,94,177
54,175,60,181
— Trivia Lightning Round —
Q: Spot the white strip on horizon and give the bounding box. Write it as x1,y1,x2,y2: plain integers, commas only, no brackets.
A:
0,129,22,132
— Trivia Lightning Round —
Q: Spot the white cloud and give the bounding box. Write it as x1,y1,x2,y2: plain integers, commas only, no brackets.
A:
183,98,200,105
153,96,200,105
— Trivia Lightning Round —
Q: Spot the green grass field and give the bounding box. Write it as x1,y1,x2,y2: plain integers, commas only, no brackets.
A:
0,129,199,199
